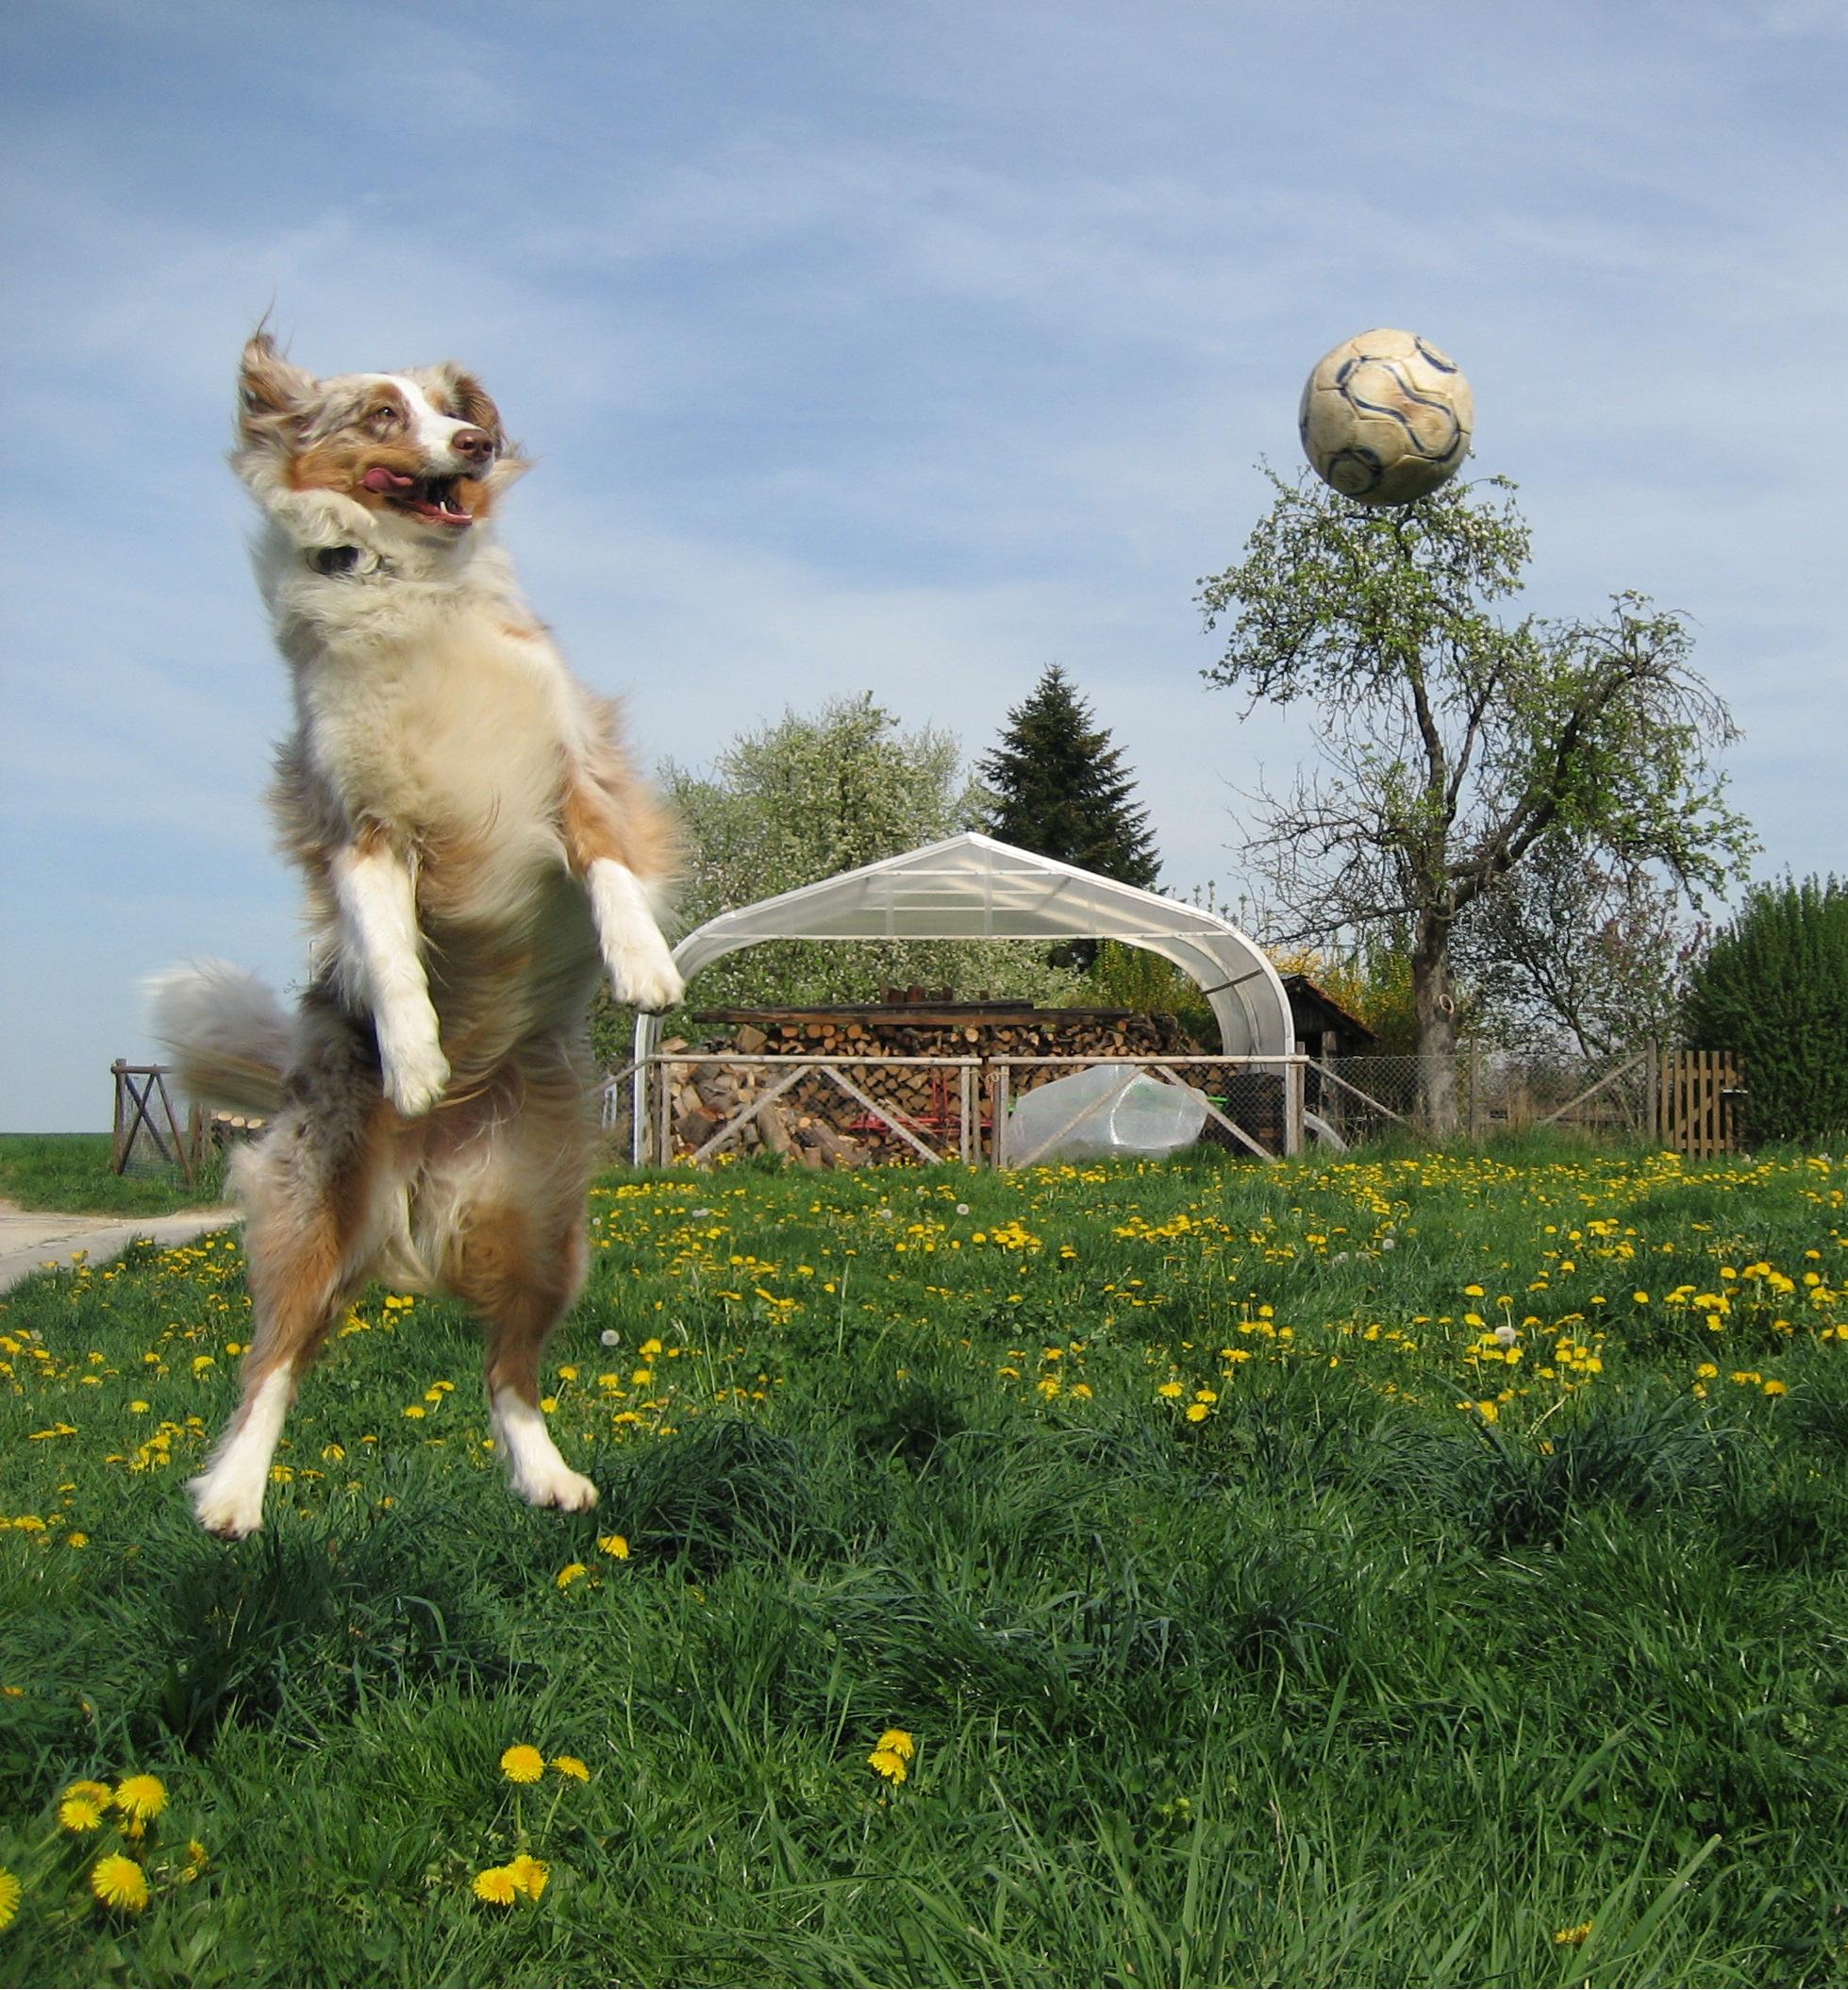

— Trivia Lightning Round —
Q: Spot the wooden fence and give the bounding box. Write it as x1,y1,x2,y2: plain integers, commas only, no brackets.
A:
109,1061,205,1185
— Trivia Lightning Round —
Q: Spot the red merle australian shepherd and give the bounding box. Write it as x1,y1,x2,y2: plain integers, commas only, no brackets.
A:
152,333,683,1539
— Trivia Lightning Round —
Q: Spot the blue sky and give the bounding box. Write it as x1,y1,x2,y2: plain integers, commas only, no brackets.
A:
3,0,1844,1129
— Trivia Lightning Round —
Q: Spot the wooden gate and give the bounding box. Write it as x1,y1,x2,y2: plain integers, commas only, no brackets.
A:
1654,1050,1744,1157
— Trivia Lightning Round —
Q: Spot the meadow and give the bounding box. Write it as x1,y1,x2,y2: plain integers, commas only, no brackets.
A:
0,1135,225,1218
2,1140,1846,1986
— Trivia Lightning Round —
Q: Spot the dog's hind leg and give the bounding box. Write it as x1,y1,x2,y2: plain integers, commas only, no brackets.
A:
453,1204,597,1511
191,1003,398,1539
440,1053,599,1512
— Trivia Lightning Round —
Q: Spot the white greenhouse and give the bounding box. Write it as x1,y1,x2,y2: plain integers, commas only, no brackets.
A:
626,832,1305,1164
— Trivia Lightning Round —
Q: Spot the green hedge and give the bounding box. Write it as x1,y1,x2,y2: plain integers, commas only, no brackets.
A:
1683,875,1848,1145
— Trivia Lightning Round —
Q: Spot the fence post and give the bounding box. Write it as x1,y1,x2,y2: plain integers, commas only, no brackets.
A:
110,1059,129,1172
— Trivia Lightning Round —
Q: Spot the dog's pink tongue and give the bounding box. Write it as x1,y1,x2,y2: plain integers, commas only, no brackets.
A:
361,466,416,493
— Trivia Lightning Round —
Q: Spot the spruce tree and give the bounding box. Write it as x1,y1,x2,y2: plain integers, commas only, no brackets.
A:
980,665,1161,890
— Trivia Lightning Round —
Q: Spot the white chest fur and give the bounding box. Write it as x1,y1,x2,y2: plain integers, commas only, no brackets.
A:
282,567,584,847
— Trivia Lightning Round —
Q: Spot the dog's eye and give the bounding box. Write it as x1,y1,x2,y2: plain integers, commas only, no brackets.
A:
368,404,404,434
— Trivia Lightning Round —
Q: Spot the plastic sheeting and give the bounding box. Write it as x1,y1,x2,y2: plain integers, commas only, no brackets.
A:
1004,1064,1210,1166
633,831,1293,1066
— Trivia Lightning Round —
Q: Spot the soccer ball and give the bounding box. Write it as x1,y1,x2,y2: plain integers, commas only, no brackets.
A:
1298,327,1473,506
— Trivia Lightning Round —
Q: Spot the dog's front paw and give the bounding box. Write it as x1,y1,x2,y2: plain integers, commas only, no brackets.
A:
604,933,685,1013
382,1036,451,1117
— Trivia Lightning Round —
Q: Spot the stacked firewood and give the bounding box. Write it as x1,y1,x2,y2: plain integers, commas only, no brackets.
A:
658,1000,1203,1165
659,1043,872,1168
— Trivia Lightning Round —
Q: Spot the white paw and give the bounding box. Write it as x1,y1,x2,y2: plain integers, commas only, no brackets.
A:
603,933,684,1013
512,1461,600,1513
382,1034,450,1116
189,1467,265,1541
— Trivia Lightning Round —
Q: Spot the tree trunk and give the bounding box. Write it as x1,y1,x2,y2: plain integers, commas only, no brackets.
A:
1412,919,1461,1137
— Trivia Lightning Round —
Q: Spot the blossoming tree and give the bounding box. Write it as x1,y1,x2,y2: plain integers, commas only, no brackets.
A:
1196,471,1755,1133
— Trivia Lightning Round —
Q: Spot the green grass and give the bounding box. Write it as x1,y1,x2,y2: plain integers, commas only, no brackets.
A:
3,1146,1847,1984
0,1136,226,1218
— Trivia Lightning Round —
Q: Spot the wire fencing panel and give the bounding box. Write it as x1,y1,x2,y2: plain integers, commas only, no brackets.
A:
603,1044,1688,1167
1315,1047,1655,1146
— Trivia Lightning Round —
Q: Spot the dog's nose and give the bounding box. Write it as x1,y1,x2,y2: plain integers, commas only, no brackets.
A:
451,426,495,463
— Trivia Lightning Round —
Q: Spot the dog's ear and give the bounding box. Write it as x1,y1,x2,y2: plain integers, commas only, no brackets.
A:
237,331,318,448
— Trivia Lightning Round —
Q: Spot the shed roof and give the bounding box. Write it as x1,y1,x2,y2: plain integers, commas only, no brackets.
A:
1282,973,1379,1049
633,832,1293,1062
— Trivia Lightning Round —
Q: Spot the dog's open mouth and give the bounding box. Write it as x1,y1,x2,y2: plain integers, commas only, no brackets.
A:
360,464,474,527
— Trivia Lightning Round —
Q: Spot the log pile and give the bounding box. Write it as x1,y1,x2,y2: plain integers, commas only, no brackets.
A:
208,1110,267,1147
658,1044,874,1170
659,998,1204,1165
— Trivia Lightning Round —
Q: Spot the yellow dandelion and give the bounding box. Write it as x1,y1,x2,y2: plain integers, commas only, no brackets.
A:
59,1795,105,1833
1185,1402,1210,1422
596,1533,630,1559
1157,1380,1184,1399
508,1852,549,1899
556,1562,589,1591
500,1744,546,1784
0,1867,19,1931
473,1865,520,1905
1554,1919,1594,1947
113,1774,167,1822
876,1728,916,1761
180,1840,209,1882
869,1747,909,1783
90,1853,149,1913
63,1779,112,1809
551,1755,591,1781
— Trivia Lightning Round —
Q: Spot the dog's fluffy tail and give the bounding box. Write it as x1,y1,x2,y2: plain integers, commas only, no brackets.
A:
145,961,293,1116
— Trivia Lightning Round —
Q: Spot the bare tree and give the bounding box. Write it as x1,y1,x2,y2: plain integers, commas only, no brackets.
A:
1196,471,1754,1133
1453,837,1697,1057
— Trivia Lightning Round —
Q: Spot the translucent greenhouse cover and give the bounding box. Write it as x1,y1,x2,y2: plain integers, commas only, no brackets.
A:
631,832,1294,1063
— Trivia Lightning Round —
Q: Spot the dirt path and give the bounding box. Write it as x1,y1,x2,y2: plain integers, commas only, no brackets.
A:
0,1196,241,1296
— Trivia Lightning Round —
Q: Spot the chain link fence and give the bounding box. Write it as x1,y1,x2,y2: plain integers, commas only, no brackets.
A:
1312,1046,1653,1146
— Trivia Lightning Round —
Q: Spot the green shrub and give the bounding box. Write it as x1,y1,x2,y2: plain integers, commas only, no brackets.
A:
1682,875,1848,1145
